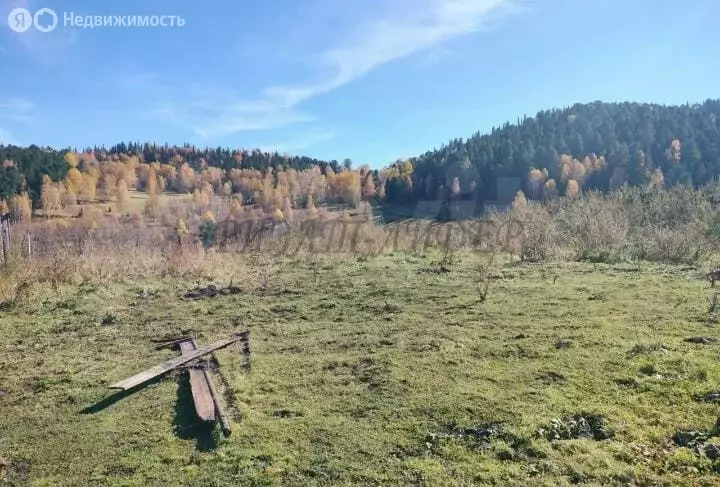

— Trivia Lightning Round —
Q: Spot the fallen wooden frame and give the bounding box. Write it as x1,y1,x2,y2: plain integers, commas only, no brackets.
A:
179,338,232,436
110,332,248,390
109,331,249,437
178,340,216,423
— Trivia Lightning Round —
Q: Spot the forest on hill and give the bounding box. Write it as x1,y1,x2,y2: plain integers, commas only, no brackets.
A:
104,142,346,174
1,99,720,215
407,99,720,202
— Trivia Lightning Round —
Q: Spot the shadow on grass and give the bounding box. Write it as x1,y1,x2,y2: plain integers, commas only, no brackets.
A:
172,372,220,451
80,375,166,414
80,373,219,451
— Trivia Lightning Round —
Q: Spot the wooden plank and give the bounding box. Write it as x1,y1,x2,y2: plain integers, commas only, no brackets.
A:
191,339,232,437
154,336,193,350
179,341,216,422
109,334,244,390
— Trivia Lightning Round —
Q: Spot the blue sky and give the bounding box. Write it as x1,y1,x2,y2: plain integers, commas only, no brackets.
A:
0,0,718,167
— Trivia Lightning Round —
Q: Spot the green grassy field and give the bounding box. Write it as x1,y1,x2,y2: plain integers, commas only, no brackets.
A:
2,252,720,486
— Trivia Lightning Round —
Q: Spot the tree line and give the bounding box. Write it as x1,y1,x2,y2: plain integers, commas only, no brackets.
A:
2,99,720,216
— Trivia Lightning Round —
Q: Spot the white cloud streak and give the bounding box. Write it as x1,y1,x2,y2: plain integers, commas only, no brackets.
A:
260,131,336,154
167,0,515,139
0,0,79,63
0,97,36,123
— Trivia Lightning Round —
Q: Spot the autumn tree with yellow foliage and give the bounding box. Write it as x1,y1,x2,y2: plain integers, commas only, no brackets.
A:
650,168,664,189
281,197,294,221
565,179,580,199
527,168,547,199
543,179,559,199
306,195,319,219
65,166,84,197
11,193,32,222
40,175,62,218
512,190,528,209
228,196,243,219
176,218,189,245
361,172,376,200
116,180,129,212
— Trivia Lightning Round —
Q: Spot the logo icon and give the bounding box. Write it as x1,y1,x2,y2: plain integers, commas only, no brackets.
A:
7,7,32,33
33,8,57,33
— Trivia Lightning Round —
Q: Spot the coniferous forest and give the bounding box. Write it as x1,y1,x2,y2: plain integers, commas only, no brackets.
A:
408,99,720,201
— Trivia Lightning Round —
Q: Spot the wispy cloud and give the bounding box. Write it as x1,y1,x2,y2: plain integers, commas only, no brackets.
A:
260,131,336,154
1,0,79,63
0,97,36,123
163,0,517,139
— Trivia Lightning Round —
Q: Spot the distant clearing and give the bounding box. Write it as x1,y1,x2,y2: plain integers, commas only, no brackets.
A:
123,191,192,215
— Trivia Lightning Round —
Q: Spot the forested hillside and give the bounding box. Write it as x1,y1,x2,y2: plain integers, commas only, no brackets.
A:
398,100,720,203
2,100,720,212
0,146,68,201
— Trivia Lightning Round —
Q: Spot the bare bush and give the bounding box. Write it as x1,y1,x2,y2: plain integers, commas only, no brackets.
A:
555,192,632,263
510,185,717,265
500,202,559,262
633,223,710,264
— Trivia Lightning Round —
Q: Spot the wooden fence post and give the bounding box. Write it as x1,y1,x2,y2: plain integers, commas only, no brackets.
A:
0,221,4,266
0,215,9,265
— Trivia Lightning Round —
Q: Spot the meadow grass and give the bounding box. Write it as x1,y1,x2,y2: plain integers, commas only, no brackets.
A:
1,251,720,486
122,191,192,215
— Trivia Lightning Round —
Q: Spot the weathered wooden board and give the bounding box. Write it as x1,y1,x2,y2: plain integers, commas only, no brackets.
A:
109,335,244,390
190,339,232,436
179,341,216,422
